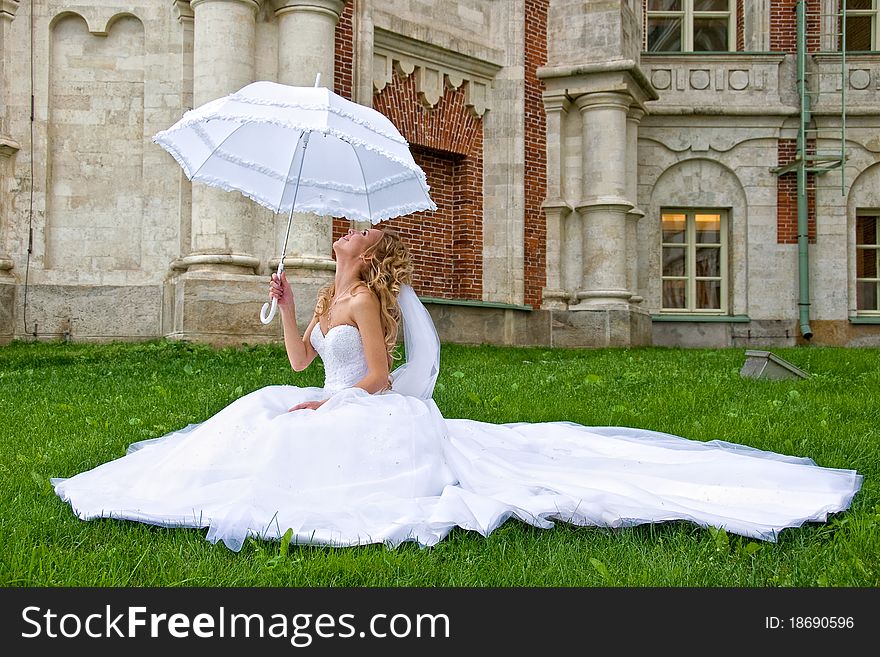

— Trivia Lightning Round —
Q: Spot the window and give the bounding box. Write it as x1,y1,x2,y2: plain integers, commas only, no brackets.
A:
856,213,879,312
661,210,728,313
646,0,735,52
844,0,879,51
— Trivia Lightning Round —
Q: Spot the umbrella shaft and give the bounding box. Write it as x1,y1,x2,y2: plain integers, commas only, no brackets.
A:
279,131,312,262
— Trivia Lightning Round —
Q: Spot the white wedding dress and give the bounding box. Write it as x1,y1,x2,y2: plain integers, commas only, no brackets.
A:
53,293,863,552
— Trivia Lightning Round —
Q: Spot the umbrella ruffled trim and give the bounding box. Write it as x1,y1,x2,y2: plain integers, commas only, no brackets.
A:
224,94,410,146
189,171,437,224
198,140,427,195
153,132,197,179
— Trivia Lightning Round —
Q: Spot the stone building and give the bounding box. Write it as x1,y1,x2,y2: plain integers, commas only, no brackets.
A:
1,0,879,348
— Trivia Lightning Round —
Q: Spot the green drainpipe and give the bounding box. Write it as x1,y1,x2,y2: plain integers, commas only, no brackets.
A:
796,162,813,339
796,0,813,340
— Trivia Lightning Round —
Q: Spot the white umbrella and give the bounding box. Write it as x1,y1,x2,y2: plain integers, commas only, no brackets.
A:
152,76,436,323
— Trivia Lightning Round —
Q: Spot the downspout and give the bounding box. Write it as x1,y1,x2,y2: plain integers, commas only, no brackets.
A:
796,0,813,340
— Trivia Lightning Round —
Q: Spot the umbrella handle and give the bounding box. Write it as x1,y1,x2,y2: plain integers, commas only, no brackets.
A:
260,298,277,325
260,262,285,324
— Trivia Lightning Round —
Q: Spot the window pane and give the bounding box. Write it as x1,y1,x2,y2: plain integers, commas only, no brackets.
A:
845,0,873,11
663,247,686,276
662,213,686,242
695,247,720,277
695,213,721,243
647,17,683,52
663,280,687,309
856,215,877,245
845,16,873,50
694,0,730,10
856,281,878,311
856,248,878,278
693,18,729,51
696,279,721,310
648,0,682,10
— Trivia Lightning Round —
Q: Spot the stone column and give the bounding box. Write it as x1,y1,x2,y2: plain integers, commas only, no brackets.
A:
269,0,346,283
537,0,656,347
165,0,270,344
274,0,344,87
179,0,261,275
541,92,572,310
0,1,20,342
573,92,632,308
174,0,194,265
625,107,644,303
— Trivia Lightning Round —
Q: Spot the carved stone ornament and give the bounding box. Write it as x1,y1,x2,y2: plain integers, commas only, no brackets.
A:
1,0,21,20
372,27,500,118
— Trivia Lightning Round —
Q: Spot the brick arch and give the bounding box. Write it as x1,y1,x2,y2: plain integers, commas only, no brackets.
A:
367,73,484,300
373,73,482,156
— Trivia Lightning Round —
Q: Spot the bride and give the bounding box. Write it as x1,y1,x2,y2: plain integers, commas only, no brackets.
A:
53,227,863,552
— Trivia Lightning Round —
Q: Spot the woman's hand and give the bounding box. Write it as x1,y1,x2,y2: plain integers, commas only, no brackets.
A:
289,400,326,412
269,271,294,310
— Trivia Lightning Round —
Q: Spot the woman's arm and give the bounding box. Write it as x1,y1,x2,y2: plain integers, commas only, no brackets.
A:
270,271,318,372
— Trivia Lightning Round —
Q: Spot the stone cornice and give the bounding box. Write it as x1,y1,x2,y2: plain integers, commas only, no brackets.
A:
190,0,262,12
173,0,194,22
574,91,632,112
372,27,502,117
641,53,787,66
542,93,572,113
541,199,573,212
0,1,20,21
172,253,261,272
575,196,634,212
0,136,21,157
538,59,659,103
270,0,346,18
627,107,645,122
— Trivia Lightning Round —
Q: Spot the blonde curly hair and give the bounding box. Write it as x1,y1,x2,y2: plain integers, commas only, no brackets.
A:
314,227,413,363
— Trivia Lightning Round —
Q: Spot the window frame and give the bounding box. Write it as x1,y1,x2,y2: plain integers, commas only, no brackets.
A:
855,210,880,315
844,0,880,52
660,208,729,315
645,0,737,53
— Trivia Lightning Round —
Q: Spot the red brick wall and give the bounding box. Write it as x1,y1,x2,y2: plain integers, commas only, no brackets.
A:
777,139,816,244
396,148,457,296
736,0,745,51
372,72,483,300
770,0,821,53
524,0,548,308
333,1,354,100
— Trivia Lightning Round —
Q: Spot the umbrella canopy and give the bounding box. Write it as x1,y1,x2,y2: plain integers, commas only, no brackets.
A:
153,80,436,224
153,79,436,323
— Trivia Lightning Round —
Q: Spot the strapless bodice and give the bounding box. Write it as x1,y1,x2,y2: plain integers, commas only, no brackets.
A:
309,323,368,392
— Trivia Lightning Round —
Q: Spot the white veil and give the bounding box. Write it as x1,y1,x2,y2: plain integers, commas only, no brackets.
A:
389,285,440,399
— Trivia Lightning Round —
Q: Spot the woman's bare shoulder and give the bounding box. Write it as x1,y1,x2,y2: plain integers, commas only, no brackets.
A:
350,284,379,307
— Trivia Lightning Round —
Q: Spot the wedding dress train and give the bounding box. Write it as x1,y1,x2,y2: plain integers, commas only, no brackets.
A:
52,291,863,552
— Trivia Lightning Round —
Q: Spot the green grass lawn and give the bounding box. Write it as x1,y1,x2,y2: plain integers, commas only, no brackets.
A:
0,339,877,587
